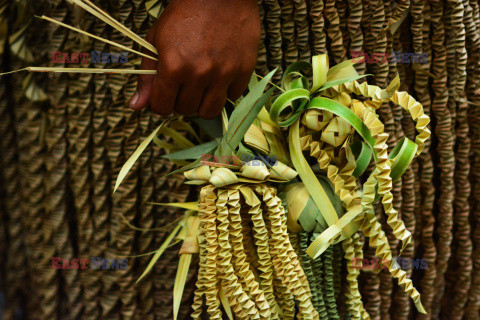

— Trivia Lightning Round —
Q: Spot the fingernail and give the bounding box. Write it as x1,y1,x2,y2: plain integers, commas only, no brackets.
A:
129,92,139,109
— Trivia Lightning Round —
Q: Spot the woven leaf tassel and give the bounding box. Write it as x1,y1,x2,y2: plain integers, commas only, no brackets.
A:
199,186,222,319
191,226,207,319
299,232,327,318
241,186,291,318
216,188,260,319
343,233,370,320
227,189,272,318
259,185,320,320
359,211,425,314
323,246,340,319
360,104,412,250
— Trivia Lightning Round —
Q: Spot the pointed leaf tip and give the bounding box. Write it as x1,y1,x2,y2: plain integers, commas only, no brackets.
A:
114,120,169,193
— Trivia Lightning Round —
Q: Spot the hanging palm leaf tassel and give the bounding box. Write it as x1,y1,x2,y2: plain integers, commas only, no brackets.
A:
259,184,319,320
359,210,426,314
299,232,327,319
244,187,291,319
215,188,261,319
322,246,340,320
332,244,343,301
197,185,223,319
191,221,207,319
343,232,370,320
190,181,319,320
296,233,342,319
310,248,329,320
227,189,272,318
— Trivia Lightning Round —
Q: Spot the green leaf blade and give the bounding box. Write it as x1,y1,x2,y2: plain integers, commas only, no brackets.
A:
162,140,219,160
114,120,168,193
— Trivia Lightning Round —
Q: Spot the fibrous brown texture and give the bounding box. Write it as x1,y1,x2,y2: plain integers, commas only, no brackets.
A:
0,36,30,320
2,0,480,319
465,2,480,318
429,1,455,318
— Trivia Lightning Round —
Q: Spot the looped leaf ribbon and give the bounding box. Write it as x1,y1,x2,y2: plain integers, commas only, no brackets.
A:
269,54,420,257
270,54,418,182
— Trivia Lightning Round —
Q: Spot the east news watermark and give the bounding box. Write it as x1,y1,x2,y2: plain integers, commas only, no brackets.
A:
352,257,428,270
51,51,129,64
352,51,429,64
52,257,128,270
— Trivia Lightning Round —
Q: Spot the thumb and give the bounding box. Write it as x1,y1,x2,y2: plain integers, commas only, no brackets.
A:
129,27,158,111
129,55,157,110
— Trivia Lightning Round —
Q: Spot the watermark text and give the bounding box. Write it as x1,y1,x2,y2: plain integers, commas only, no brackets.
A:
352,51,428,64
51,51,129,64
351,257,428,270
51,257,128,270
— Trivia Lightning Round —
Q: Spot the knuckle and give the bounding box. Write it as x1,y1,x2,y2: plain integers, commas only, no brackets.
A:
166,62,184,78
150,98,171,116
160,53,185,78
218,65,236,79
192,61,214,80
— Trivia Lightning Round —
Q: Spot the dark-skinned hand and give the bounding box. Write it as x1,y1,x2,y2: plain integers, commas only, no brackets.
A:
129,0,261,119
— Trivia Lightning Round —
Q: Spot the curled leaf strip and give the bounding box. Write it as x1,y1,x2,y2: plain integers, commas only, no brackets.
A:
269,88,311,127
389,137,418,182
281,61,312,90
359,211,426,314
361,106,412,250
351,140,372,177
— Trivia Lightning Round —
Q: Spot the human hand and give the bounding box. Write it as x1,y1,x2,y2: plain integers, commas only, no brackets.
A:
129,0,261,119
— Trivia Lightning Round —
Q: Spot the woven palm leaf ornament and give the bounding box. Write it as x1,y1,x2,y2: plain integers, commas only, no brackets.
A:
268,54,430,317
116,55,430,319
1,1,430,318
140,73,323,320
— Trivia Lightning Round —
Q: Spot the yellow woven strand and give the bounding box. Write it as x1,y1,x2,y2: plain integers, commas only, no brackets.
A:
191,227,207,319
258,185,319,320
227,188,272,319
343,233,370,320
300,132,361,211
360,210,425,313
357,171,425,316
199,186,223,319
334,78,431,155
240,212,262,272
216,188,260,319
332,77,399,108
360,105,412,250
389,91,431,155
240,187,283,318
